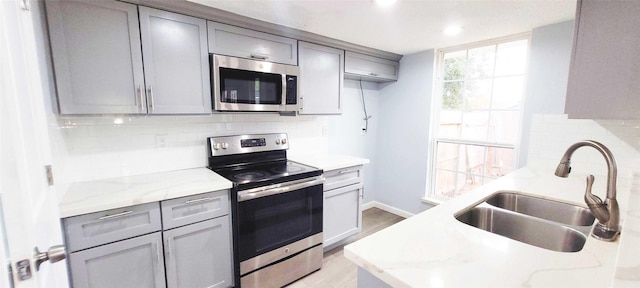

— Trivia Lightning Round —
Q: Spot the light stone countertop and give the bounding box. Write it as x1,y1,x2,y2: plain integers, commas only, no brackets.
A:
58,168,232,218
344,167,640,287
290,154,370,171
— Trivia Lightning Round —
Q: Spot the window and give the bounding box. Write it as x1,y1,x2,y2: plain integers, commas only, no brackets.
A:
429,35,529,201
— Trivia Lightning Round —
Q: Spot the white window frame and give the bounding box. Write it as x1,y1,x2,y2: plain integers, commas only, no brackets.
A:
425,33,531,204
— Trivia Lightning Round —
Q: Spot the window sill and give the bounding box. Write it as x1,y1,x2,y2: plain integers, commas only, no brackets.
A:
421,197,446,206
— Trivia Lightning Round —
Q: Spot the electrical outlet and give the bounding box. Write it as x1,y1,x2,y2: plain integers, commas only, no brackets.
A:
322,126,328,136
361,128,367,135
156,135,168,150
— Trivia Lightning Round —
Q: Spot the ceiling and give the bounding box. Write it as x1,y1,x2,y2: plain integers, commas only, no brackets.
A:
188,0,577,55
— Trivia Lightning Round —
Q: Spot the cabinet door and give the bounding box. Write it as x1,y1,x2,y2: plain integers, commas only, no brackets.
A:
345,51,399,82
298,41,344,115
323,183,363,247
208,21,298,65
164,216,233,288
69,232,166,288
46,0,146,114
139,7,211,114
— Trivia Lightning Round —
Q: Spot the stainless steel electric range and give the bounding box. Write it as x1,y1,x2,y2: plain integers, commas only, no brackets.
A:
207,133,323,288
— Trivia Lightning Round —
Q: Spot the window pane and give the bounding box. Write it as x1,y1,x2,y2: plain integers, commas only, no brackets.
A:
460,144,485,176
485,147,515,177
488,111,519,143
467,45,495,79
438,111,462,138
461,111,489,140
442,81,463,109
464,79,492,110
436,143,460,171
492,76,524,109
495,40,528,76
443,51,466,81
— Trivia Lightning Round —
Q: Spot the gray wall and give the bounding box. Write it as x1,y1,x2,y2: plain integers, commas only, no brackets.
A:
373,51,436,214
327,80,380,204
519,20,575,167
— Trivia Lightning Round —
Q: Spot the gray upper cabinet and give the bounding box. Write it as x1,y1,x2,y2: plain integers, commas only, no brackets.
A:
344,51,399,82
46,1,211,115
298,41,344,115
207,21,298,65
139,7,211,115
46,0,145,114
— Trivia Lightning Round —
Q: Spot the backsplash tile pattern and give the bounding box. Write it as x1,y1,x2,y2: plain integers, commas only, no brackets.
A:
50,113,328,184
527,114,640,178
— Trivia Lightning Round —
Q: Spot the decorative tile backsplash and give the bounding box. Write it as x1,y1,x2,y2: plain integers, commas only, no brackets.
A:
50,113,328,184
527,114,640,178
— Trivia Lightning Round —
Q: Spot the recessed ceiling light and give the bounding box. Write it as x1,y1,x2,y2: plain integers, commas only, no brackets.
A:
443,26,464,36
374,0,397,7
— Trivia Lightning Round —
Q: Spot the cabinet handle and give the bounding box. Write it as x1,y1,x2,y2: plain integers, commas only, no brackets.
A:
97,210,133,220
249,54,268,60
338,169,356,175
137,85,144,111
166,238,173,260
184,197,216,205
369,73,378,77
155,239,161,264
147,85,154,111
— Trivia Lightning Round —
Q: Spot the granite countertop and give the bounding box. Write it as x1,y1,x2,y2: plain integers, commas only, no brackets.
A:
344,167,640,287
58,168,233,218
290,154,370,171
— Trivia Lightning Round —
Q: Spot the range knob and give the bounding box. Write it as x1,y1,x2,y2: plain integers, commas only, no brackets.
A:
275,139,281,145
213,143,221,150
281,138,287,144
221,142,229,149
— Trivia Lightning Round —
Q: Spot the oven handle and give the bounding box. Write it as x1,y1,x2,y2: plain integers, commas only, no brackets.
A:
238,177,324,202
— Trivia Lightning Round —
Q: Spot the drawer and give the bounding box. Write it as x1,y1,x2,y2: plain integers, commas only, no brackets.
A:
63,202,161,253
161,190,229,230
323,166,363,191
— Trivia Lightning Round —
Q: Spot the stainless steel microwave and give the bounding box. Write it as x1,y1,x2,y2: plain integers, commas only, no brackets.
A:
210,54,299,112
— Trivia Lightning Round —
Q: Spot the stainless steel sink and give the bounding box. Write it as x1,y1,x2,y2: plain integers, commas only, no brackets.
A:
456,207,588,252
485,192,596,226
455,191,595,253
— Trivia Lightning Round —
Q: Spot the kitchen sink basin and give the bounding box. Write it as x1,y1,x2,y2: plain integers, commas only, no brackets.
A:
485,192,596,226
456,207,588,252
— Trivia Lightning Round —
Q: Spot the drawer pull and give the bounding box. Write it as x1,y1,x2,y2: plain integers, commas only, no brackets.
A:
338,169,356,175
97,210,134,221
184,197,216,205
249,54,268,60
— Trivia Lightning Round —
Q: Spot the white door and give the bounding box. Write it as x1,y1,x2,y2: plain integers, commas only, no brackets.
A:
0,1,68,287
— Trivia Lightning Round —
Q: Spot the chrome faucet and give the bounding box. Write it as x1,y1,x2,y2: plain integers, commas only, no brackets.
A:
555,140,620,241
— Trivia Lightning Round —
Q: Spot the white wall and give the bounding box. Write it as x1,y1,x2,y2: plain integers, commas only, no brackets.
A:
519,20,575,167
374,51,436,214
327,80,380,204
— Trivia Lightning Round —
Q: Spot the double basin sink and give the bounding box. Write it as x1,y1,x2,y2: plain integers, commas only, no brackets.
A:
455,191,595,252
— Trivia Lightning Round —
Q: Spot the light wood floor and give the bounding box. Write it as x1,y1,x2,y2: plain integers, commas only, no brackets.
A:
287,208,405,288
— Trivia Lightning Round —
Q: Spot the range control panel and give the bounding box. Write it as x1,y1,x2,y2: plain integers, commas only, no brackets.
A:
208,133,288,156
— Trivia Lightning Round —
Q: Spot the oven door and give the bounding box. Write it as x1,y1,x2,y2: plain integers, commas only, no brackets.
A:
236,177,323,267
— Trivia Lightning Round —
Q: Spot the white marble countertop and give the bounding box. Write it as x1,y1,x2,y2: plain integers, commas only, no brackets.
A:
290,154,370,171
344,167,640,287
58,168,232,218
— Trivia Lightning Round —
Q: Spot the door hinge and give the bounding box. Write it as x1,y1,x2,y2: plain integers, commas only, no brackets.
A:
45,165,54,186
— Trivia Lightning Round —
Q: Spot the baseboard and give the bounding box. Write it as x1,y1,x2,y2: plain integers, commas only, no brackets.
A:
362,201,415,218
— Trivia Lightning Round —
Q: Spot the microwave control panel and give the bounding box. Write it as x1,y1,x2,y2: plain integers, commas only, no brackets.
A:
286,75,297,105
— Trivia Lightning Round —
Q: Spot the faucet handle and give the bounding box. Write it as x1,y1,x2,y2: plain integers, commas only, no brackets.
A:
584,175,610,223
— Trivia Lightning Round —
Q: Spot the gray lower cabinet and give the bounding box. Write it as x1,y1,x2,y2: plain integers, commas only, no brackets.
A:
63,190,232,288
298,41,344,115
163,217,232,288
69,232,166,288
46,0,211,115
322,166,364,248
